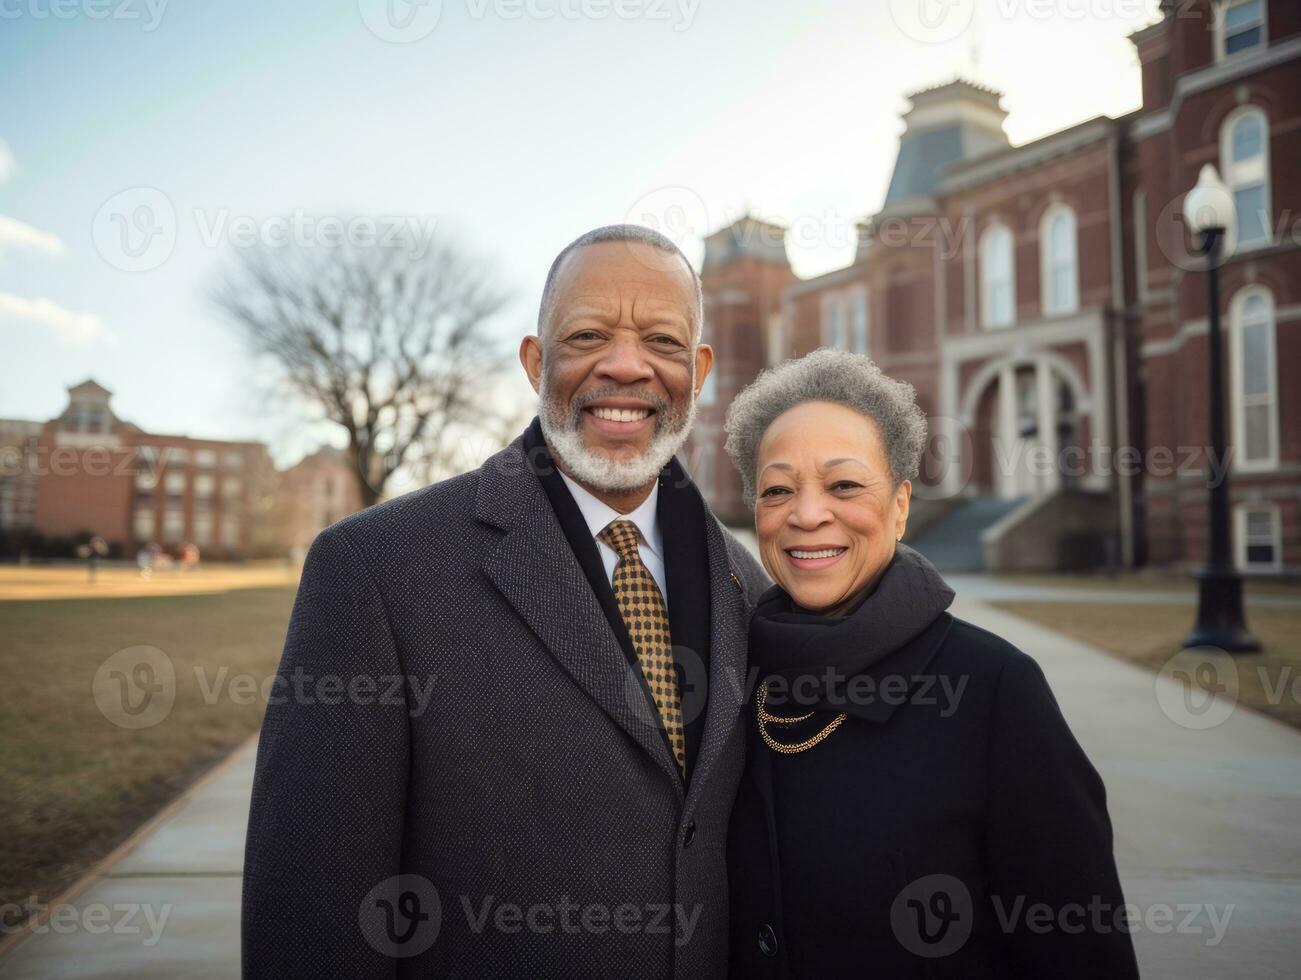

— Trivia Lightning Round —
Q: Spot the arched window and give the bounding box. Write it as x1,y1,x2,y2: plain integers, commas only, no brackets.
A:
980,223,1015,329
1040,204,1079,315
1221,107,1272,250
1215,0,1267,61
1230,286,1278,471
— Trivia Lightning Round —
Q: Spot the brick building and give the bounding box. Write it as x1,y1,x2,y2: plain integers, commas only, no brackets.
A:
25,380,278,559
274,447,364,563
687,0,1299,575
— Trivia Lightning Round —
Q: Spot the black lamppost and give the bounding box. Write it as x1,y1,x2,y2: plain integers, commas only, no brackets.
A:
1181,164,1260,653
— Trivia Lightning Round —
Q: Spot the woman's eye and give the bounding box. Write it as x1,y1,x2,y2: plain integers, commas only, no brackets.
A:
759,486,791,498
830,481,863,492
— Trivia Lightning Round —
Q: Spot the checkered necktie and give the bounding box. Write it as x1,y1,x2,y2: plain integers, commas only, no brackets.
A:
598,519,686,776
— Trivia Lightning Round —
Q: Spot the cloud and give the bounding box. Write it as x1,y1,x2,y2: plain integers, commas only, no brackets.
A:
0,292,115,346
0,215,65,256
0,141,16,183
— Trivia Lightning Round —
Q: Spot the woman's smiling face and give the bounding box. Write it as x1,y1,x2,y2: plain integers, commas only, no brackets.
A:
754,400,911,616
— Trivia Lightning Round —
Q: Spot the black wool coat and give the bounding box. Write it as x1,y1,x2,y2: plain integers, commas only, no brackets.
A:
728,602,1141,979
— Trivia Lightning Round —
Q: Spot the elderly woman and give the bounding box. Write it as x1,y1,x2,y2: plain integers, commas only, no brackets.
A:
723,350,1139,979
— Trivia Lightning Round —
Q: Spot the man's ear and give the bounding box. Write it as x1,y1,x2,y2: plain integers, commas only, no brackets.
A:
693,342,714,398
519,334,543,394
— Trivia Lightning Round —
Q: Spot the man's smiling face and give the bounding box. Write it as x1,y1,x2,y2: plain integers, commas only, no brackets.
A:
521,239,713,494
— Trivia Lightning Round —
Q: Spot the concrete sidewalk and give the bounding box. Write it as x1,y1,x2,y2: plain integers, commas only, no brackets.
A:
0,741,255,980
3,597,1299,978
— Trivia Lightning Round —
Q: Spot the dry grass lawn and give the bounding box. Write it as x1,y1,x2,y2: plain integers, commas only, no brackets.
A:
0,587,295,923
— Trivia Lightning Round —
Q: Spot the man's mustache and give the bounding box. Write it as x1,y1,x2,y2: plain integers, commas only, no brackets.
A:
571,386,672,416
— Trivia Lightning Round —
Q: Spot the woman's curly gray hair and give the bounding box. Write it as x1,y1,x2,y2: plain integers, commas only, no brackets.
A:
723,348,928,508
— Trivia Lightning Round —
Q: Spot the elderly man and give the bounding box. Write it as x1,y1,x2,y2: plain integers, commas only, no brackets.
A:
242,225,768,979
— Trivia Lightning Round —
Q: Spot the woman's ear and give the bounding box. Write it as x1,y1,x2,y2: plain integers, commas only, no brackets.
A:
893,480,912,541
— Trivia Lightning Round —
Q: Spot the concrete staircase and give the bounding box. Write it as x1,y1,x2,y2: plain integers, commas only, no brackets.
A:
906,496,1026,573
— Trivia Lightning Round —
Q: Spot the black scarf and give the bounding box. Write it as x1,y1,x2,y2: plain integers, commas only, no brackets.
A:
750,543,955,716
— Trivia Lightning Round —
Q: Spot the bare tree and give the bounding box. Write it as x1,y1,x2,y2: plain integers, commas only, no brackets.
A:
213,224,512,507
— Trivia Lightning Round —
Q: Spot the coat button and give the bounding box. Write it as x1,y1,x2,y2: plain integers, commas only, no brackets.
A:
757,923,778,958
683,821,697,848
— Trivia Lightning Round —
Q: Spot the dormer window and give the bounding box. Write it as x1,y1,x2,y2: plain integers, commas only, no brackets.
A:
1216,0,1266,61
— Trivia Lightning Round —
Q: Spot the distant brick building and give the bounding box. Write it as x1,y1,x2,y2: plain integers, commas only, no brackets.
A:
26,380,277,559
0,418,43,534
687,0,1299,575
274,447,364,563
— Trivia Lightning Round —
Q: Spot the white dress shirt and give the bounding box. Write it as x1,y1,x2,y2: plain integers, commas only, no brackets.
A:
558,470,669,604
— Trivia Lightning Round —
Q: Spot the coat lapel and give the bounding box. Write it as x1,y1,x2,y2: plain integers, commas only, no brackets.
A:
475,437,684,795
684,508,751,809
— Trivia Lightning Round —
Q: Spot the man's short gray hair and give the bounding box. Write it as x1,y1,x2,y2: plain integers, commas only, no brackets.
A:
724,348,928,508
537,224,704,337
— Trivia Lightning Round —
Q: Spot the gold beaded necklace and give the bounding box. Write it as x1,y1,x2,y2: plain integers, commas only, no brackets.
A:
755,682,848,755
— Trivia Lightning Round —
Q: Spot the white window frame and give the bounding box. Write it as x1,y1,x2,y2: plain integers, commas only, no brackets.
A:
1220,105,1272,252
163,504,185,545
1214,0,1267,62
822,294,848,349
980,223,1016,329
766,313,784,366
1234,502,1282,573
221,514,241,549
1039,204,1079,316
850,288,869,354
133,507,155,541
1133,189,1150,304
1229,285,1279,473
192,511,213,547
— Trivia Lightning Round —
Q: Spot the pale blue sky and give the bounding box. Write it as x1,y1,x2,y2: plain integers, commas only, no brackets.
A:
2,0,1160,464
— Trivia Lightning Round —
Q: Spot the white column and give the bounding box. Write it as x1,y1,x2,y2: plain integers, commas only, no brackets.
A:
997,363,1017,500
939,355,963,499
1037,359,1060,493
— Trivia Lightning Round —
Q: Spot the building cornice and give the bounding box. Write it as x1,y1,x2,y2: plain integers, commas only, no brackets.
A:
784,261,869,298
938,116,1115,194
1129,35,1301,141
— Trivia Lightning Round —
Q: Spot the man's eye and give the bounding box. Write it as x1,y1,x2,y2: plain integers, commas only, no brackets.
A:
649,335,683,348
568,330,603,342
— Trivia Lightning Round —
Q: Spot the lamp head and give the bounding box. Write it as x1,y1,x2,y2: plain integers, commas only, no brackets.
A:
1185,164,1234,237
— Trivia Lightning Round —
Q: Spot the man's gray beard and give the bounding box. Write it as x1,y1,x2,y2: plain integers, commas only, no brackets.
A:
538,374,697,493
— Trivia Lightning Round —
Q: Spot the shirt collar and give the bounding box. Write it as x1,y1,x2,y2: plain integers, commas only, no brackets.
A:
557,469,663,561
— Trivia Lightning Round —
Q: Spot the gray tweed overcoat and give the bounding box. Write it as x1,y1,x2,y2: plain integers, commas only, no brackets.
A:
242,428,768,978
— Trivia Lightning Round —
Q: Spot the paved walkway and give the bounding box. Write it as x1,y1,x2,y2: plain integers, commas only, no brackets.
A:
949,574,1301,609
3,596,1299,978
